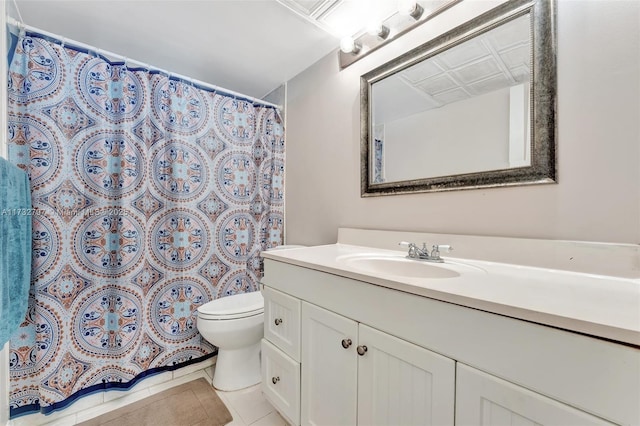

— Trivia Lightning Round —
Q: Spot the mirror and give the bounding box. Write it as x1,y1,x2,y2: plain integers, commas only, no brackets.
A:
361,0,556,196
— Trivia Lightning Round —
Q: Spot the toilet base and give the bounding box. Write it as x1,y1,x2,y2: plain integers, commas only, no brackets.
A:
212,342,262,391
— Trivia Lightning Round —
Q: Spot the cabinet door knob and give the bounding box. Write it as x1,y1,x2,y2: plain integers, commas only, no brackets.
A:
274,318,283,326
341,338,352,349
272,376,280,384
357,345,368,356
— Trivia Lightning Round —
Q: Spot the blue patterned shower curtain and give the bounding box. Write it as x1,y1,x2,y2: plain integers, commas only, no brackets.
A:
6,32,285,417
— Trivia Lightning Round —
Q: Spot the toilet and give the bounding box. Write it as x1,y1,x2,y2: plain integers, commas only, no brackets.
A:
197,291,265,391
197,245,305,391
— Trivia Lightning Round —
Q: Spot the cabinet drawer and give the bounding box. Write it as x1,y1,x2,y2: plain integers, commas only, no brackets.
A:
262,339,300,426
263,286,301,361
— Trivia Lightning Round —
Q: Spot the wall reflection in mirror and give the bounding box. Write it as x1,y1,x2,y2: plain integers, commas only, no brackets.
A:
361,0,556,196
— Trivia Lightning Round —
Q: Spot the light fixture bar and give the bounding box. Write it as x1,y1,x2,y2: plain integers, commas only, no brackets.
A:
338,0,462,69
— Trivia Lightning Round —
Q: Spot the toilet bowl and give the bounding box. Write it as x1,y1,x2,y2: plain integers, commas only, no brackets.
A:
197,291,264,391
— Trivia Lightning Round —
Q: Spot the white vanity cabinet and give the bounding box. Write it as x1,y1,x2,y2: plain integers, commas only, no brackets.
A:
262,288,455,426
261,258,640,426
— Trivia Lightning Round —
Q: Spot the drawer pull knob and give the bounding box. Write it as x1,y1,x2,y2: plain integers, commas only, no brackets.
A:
274,318,283,326
341,338,352,349
272,376,280,384
357,345,368,356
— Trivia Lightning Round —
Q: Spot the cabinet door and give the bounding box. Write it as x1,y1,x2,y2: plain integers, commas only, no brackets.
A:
301,302,358,426
357,324,455,426
456,364,616,425
263,286,301,361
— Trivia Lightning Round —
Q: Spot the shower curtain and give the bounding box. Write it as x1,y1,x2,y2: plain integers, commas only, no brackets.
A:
6,31,285,417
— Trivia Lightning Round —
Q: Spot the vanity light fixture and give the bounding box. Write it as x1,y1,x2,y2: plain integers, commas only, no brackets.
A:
338,0,461,69
398,0,424,20
339,36,361,54
366,22,390,40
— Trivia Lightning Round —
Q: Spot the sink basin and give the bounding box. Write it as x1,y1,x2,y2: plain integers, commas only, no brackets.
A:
339,255,460,279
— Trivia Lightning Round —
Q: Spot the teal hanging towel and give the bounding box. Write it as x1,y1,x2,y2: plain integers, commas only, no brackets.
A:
0,157,32,347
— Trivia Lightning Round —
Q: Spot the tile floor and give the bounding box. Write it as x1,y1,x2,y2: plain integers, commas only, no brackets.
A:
211,376,289,426
10,362,288,426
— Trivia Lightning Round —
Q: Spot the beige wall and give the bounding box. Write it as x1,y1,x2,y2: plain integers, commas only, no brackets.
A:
285,0,640,246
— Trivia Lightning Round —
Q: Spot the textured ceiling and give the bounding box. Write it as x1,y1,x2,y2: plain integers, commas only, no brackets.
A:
276,0,399,37
10,0,340,99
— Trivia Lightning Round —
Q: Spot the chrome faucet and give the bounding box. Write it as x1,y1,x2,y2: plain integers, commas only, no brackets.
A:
399,241,453,263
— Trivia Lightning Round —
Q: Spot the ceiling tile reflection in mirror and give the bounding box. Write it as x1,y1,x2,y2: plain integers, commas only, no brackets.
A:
372,13,532,183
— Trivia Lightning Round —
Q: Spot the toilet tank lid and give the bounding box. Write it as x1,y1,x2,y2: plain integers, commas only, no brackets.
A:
266,245,306,250
198,291,264,316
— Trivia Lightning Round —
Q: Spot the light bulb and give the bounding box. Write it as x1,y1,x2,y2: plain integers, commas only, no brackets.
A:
366,22,390,39
340,36,361,54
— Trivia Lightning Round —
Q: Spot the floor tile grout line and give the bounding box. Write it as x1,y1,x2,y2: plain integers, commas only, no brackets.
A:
247,409,276,426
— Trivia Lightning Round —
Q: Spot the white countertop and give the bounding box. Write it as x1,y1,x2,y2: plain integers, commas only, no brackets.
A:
262,243,640,346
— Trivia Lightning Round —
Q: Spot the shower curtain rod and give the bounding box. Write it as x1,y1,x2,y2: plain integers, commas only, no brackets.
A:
6,16,282,110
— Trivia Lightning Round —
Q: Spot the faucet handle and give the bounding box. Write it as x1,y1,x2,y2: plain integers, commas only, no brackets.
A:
433,245,453,253
431,244,453,259
399,241,419,258
399,241,419,251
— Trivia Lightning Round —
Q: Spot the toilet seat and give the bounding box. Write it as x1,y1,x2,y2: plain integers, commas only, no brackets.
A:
198,292,264,320
198,309,263,320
